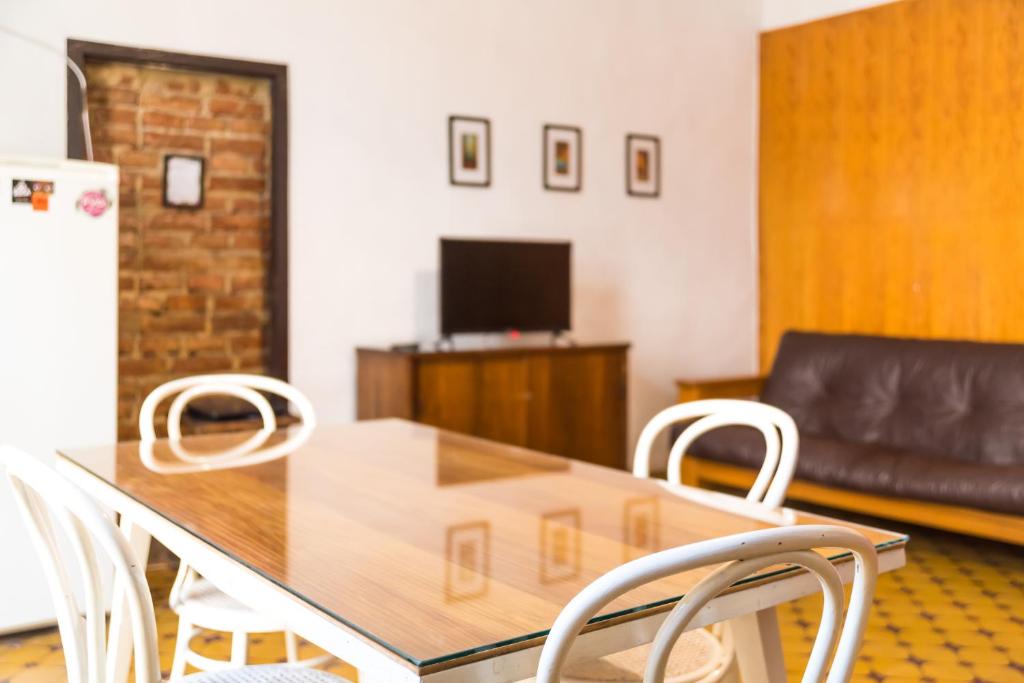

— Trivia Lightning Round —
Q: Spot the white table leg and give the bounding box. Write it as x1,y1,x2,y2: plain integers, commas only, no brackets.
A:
106,515,152,683
731,607,787,683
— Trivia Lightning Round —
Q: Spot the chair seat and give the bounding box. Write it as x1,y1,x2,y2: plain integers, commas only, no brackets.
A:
182,664,352,683
176,577,288,633
556,628,723,682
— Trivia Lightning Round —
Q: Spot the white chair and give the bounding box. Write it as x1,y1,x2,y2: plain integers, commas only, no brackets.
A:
536,525,878,683
561,400,800,682
0,445,349,683
139,374,325,678
633,399,799,509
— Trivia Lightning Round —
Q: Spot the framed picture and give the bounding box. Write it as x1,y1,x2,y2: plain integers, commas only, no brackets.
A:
449,115,491,187
625,134,660,198
539,509,581,584
622,497,660,562
163,154,205,209
444,521,490,601
543,124,582,192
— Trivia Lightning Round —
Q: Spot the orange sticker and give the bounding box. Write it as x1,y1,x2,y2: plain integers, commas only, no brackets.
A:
31,191,49,212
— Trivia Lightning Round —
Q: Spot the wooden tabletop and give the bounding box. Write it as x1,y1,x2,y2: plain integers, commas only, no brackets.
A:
58,419,906,672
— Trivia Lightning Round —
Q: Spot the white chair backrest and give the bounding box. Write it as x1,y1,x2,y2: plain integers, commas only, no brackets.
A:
0,446,159,683
139,373,316,442
633,399,798,509
535,524,878,683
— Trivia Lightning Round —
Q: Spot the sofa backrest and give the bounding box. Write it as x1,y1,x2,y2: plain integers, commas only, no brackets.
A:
761,331,1024,465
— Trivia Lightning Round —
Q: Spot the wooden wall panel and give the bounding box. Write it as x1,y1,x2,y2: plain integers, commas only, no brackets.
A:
759,0,1024,369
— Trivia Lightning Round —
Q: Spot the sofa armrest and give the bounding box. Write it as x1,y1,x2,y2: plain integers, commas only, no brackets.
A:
675,375,767,403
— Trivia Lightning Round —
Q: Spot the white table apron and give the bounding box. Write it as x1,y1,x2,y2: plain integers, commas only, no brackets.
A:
56,459,905,683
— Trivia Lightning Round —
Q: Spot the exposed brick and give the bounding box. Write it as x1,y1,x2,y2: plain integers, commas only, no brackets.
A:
119,357,167,376
212,214,262,231
92,107,137,125
142,111,187,128
166,294,207,312
139,93,202,113
140,272,183,291
188,274,226,292
210,138,265,156
233,234,265,250
209,154,252,173
215,295,264,311
94,126,138,145
230,274,264,292
171,355,234,373
117,149,160,168
88,89,139,106
88,60,272,437
193,233,231,248
182,336,227,352
226,119,269,135
186,117,228,132
212,311,263,333
142,314,206,333
209,177,265,192
142,131,204,151
143,249,213,271
139,336,181,353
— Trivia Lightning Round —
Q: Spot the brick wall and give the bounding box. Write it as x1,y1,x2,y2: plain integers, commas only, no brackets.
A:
85,62,273,439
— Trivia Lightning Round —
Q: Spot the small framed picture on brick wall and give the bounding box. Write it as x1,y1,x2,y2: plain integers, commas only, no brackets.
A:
163,154,205,209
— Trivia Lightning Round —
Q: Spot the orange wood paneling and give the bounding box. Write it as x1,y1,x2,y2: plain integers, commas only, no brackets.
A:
759,0,1024,369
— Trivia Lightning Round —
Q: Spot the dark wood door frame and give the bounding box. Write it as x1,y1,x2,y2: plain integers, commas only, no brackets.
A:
66,39,290,382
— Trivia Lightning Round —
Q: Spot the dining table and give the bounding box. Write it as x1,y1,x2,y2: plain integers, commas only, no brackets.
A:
56,418,908,683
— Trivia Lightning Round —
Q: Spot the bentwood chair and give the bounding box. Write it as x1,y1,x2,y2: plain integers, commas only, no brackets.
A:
0,445,350,683
559,400,800,682
139,374,325,678
536,525,878,683
633,399,799,509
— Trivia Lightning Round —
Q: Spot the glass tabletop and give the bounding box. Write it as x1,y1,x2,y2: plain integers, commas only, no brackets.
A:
58,419,907,669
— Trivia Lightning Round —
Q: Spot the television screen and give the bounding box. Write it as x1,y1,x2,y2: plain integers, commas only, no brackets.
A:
440,238,571,335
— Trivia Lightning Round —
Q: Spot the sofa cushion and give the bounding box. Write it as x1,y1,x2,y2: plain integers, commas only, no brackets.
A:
686,426,1024,515
761,332,1024,466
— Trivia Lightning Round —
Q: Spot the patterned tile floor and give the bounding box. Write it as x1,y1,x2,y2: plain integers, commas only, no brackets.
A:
1,517,1021,683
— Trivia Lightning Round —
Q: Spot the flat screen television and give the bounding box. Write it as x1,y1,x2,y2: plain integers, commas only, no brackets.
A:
440,238,571,336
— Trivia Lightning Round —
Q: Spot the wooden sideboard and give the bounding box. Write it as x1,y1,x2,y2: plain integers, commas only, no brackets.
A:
356,343,629,469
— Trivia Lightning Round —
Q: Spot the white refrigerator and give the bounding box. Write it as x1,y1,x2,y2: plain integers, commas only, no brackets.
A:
0,156,118,633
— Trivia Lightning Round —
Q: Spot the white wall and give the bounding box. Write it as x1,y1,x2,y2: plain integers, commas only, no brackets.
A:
762,0,898,31
0,0,761,453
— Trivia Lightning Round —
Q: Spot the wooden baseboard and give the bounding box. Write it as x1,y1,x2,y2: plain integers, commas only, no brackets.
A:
686,457,1024,546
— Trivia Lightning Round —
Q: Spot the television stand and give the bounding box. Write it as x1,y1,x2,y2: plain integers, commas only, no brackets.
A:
355,342,630,469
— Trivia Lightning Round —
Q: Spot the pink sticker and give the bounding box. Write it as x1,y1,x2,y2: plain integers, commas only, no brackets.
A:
77,189,112,218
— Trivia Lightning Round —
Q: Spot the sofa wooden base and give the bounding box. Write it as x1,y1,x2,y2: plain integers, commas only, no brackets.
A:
680,457,1024,546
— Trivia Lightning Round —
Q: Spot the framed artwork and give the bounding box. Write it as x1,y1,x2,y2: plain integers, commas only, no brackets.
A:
543,124,582,192
625,134,660,198
449,115,491,187
622,497,661,562
163,154,205,209
539,509,581,584
444,521,490,601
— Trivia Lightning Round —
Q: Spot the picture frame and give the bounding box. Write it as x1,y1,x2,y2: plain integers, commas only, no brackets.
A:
622,497,660,562
543,124,582,192
539,509,582,584
444,521,491,601
625,134,660,198
449,115,491,187
163,154,205,209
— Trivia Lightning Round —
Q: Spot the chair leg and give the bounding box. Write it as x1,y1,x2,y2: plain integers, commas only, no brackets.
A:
285,631,300,663
230,631,249,666
170,617,192,680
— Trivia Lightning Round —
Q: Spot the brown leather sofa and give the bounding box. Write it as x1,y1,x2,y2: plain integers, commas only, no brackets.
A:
676,331,1024,545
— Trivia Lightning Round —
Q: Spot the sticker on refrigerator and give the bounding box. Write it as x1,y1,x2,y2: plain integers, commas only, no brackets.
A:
12,179,55,212
77,189,112,217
